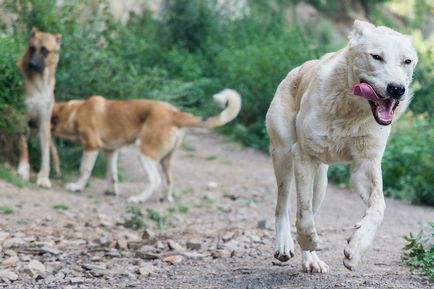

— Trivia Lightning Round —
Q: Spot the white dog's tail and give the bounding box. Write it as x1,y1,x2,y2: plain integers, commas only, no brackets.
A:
173,89,241,128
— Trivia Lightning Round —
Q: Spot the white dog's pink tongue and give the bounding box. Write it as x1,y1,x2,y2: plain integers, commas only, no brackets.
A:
353,83,381,101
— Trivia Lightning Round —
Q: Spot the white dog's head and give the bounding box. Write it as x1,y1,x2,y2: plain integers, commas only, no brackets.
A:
348,20,418,125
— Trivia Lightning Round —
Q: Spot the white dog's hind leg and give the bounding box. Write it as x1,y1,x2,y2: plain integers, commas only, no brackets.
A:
301,164,329,273
36,117,52,188
66,150,99,192
104,150,119,196
271,145,296,262
128,154,161,204
344,159,385,271
293,143,319,251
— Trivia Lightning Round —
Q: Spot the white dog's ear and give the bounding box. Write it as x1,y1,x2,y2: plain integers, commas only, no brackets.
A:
349,20,375,42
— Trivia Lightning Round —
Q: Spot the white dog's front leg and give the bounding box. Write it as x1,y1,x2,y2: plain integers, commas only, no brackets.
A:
66,150,99,192
128,154,161,204
292,143,319,251
344,159,385,270
271,146,295,262
36,118,52,188
104,150,119,196
302,251,329,273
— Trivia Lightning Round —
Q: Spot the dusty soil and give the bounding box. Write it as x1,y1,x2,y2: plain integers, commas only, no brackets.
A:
0,129,432,289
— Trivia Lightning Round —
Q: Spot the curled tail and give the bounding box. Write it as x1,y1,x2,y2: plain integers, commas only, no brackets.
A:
173,89,241,128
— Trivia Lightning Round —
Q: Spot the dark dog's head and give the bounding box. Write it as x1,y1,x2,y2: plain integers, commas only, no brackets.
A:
24,27,62,73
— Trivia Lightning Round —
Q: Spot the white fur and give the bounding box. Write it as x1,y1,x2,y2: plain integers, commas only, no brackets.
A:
128,154,161,204
266,20,417,272
66,150,99,192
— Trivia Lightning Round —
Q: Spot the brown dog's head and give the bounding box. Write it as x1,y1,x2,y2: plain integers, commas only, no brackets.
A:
24,27,62,73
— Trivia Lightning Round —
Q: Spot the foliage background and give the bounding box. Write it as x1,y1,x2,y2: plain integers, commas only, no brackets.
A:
0,0,432,205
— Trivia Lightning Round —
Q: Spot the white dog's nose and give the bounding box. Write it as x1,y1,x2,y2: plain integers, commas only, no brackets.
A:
387,83,405,99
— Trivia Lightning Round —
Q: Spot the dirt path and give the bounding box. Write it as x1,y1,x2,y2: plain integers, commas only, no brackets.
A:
0,129,432,288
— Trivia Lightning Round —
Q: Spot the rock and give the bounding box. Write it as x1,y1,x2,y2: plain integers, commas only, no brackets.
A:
2,256,19,266
81,263,107,271
222,231,235,242
3,237,26,248
167,240,184,251
4,249,17,257
142,229,156,240
105,249,121,258
186,239,202,251
180,252,206,259
0,270,18,282
206,181,218,190
40,245,63,255
135,251,160,260
163,255,183,265
125,232,140,242
27,260,46,278
155,240,166,250
115,238,128,250
0,232,10,244
257,219,267,229
138,263,157,276
98,213,113,227
211,249,232,259
69,277,84,285
94,236,110,246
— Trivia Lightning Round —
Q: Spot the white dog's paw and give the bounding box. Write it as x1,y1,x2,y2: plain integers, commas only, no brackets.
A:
36,176,51,188
17,163,30,181
128,195,145,204
343,244,362,271
274,231,295,262
302,251,329,273
65,182,84,192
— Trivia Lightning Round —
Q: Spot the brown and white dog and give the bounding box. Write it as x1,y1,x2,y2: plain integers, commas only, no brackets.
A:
51,89,241,203
17,27,62,188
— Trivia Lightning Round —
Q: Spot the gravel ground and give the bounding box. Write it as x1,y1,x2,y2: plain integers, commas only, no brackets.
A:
0,129,432,288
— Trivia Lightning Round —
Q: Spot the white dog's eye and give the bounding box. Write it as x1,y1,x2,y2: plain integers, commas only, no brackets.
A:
404,59,412,65
370,54,383,62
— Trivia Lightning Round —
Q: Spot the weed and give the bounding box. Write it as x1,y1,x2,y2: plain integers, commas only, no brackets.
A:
403,222,434,282
52,204,69,210
124,206,146,229
0,206,14,214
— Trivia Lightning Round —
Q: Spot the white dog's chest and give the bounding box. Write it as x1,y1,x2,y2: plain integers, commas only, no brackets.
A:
300,120,389,164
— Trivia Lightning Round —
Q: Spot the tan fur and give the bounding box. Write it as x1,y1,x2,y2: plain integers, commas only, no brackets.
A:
17,28,62,187
267,20,417,273
52,89,241,202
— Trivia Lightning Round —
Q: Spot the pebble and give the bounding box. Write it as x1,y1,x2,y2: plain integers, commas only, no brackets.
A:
2,256,19,266
142,229,156,240
27,260,46,278
81,263,107,271
167,240,184,251
257,219,267,229
0,232,10,244
69,277,84,285
0,270,18,282
138,263,157,276
186,239,202,250
40,245,63,255
206,182,218,190
163,255,183,265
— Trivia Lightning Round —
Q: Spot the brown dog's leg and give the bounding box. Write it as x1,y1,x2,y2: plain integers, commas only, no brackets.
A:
50,138,61,176
17,135,30,181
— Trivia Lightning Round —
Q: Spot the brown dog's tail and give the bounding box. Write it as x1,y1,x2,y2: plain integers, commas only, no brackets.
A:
173,89,241,128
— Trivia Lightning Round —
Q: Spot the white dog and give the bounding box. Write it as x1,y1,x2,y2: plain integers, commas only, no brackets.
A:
266,20,417,272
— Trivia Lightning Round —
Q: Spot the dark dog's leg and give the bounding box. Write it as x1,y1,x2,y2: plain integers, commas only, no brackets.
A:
17,135,30,181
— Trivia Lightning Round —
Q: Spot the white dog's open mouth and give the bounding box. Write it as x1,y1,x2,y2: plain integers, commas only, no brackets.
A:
353,82,399,126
